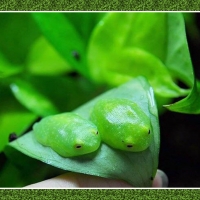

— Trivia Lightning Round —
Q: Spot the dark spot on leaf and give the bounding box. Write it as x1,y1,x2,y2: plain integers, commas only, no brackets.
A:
96,131,98,135
150,176,153,181
9,133,17,142
127,144,133,148
148,129,151,134
72,51,80,61
75,144,82,149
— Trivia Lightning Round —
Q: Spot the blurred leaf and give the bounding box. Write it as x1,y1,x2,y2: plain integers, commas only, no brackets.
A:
10,79,59,117
6,77,160,187
88,13,167,60
26,36,72,75
64,13,106,44
183,13,195,23
90,47,189,97
32,13,88,77
165,13,194,86
0,161,25,187
20,75,104,113
0,52,23,78
0,13,40,65
0,86,37,152
0,153,66,187
183,13,200,47
5,74,104,120
28,76,103,112
88,13,189,98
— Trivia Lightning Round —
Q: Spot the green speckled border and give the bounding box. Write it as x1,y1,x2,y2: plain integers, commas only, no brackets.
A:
0,0,199,11
0,0,198,198
0,189,200,199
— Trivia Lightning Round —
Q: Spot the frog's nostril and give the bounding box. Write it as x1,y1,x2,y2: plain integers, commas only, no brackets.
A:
75,144,82,149
127,144,133,148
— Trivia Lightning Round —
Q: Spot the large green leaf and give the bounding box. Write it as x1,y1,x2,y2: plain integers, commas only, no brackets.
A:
87,13,167,57
165,13,194,86
32,13,88,77
5,77,159,187
87,13,188,98
92,47,189,97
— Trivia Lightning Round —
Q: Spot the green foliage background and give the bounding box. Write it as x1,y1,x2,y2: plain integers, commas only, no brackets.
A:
0,12,200,188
